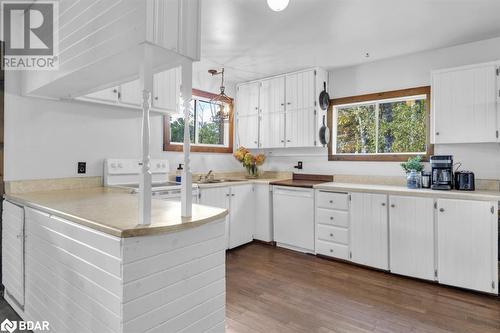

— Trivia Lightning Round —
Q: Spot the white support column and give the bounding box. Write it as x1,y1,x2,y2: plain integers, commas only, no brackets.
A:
181,61,193,217
138,45,154,225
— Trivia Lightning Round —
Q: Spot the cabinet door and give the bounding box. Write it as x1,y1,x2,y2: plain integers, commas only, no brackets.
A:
285,71,316,147
237,114,259,148
2,201,25,306
260,77,285,148
350,193,389,270
84,86,119,103
229,184,254,249
437,199,498,294
253,184,272,242
432,63,498,143
273,186,314,252
236,82,260,117
389,196,435,280
199,187,230,249
153,67,180,112
285,108,316,147
119,80,141,106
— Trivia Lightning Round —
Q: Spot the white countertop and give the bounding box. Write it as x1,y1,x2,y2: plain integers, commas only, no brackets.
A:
314,182,500,201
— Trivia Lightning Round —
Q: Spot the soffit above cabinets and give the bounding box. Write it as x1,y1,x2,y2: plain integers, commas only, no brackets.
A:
22,0,201,99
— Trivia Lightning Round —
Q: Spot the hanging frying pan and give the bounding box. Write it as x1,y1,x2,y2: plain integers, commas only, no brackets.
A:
319,115,330,147
319,81,330,111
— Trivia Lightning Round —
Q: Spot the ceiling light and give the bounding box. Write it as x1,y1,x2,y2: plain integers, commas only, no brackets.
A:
267,0,290,12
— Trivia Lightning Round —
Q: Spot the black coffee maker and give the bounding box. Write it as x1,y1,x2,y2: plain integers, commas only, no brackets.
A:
430,155,453,190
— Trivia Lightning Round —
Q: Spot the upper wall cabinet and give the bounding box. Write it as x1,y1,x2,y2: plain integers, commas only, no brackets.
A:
236,68,328,149
431,61,500,144
78,67,181,113
23,0,200,99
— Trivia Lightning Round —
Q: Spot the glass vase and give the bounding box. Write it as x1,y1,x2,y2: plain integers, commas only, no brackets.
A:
407,170,421,189
246,165,259,179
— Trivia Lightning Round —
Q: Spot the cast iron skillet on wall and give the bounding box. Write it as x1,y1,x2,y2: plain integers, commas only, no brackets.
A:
318,82,330,146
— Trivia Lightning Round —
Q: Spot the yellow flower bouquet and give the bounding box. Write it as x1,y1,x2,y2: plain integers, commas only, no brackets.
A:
233,147,266,178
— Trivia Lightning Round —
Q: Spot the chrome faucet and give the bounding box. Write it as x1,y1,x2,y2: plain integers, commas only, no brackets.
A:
205,170,213,181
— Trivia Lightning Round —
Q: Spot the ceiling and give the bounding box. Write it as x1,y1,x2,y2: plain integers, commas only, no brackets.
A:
197,0,500,86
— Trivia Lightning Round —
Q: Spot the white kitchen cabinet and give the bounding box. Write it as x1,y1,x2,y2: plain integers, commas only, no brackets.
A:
432,62,499,144
236,68,326,149
437,199,498,294
199,186,230,249
228,184,255,248
260,77,286,148
236,82,260,148
119,80,141,106
285,71,316,147
2,201,25,307
273,186,314,253
389,195,435,280
153,67,181,112
84,86,120,103
237,115,260,149
350,193,389,270
253,184,273,242
315,191,350,260
237,82,260,117
199,184,254,249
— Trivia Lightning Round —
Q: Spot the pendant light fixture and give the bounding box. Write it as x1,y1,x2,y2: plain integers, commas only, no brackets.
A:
208,68,232,120
267,0,290,12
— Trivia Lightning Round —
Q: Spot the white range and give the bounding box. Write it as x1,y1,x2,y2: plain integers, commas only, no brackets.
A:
103,158,199,202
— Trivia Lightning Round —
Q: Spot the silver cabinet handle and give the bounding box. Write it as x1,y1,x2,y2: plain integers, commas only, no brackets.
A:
280,140,284,143
287,102,291,105
436,132,440,136
390,204,395,208
280,103,284,106
330,216,334,220
287,140,291,142
330,233,334,237
254,141,258,144
329,249,333,253
329,200,333,204
439,208,445,212
382,202,386,206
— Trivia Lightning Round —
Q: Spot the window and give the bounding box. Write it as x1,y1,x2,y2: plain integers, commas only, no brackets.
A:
329,86,432,161
163,89,233,153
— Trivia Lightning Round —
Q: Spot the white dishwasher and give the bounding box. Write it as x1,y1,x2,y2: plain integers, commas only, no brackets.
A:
273,186,315,253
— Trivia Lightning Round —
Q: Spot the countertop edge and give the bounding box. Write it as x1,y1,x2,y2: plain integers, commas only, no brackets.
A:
4,194,229,238
313,183,500,201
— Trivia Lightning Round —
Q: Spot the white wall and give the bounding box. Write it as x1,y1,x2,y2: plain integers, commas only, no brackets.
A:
262,36,500,180
4,72,240,181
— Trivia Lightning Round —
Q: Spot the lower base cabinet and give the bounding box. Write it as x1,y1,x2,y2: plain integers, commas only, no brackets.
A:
199,184,254,249
389,196,435,280
437,199,498,294
273,186,314,253
350,192,389,270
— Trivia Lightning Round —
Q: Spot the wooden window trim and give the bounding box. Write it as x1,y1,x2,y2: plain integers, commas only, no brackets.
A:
328,86,434,162
163,89,234,153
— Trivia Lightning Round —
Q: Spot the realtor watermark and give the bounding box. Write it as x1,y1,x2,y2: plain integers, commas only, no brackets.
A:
1,318,50,332
1,0,59,70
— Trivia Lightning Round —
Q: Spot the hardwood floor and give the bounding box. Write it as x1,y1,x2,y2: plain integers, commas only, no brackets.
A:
0,242,498,332
226,243,500,333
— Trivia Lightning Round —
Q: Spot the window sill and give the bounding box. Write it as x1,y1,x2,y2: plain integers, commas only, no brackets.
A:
163,143,233,154
328,153,431,162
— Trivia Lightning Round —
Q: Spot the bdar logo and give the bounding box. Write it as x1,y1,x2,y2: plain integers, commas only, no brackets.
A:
0,319,17,333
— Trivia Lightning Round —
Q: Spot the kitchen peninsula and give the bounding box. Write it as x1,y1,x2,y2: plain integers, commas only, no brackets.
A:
2,186,228,333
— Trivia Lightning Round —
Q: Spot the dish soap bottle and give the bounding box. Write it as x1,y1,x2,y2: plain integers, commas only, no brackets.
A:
176,164,183,183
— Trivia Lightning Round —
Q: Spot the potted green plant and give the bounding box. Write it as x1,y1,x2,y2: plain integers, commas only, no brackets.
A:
401,156,424,189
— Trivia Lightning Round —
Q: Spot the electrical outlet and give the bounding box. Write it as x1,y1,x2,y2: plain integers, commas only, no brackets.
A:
78,162,86,174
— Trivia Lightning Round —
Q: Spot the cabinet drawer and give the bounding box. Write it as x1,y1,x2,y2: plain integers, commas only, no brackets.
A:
317,191,349,210
316,208,348,227
317,225,348,244
316,240,349,260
